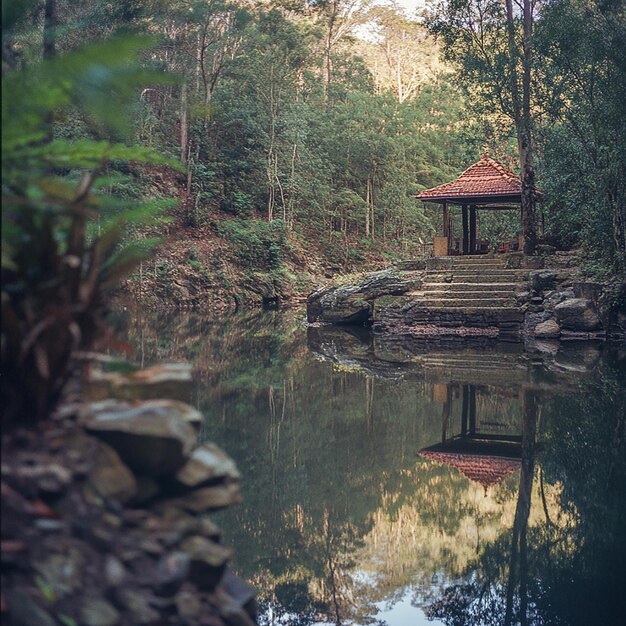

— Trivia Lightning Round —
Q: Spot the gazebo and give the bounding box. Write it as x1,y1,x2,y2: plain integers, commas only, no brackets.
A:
416,154,542,257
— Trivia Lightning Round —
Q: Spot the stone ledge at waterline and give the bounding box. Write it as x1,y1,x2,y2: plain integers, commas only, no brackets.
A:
1,361,257,626
306,257,626,341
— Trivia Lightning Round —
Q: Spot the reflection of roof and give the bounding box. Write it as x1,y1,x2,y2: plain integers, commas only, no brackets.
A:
416,154,542,204
421,450,521,495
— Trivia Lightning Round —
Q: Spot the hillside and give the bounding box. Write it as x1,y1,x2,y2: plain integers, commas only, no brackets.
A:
116,166,418,311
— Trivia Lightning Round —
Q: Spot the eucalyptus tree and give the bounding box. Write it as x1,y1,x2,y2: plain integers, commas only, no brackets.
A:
428,0,540,254
359,3,443,103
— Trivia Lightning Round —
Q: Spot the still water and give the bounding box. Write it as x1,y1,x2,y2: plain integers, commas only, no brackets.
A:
115,309,626,626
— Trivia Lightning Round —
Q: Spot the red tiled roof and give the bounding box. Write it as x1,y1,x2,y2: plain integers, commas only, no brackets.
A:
421,450,521,495
417,154,526,201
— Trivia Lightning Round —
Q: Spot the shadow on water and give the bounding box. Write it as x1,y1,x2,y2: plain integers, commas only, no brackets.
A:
115,310,626,626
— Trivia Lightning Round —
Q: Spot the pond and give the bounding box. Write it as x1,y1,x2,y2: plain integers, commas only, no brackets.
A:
114,309,626,626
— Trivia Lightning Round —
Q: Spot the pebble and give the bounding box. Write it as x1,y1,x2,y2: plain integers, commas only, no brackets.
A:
80,597,121,626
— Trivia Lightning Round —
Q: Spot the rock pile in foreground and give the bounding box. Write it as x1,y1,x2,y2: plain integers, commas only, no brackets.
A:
1,363,256,626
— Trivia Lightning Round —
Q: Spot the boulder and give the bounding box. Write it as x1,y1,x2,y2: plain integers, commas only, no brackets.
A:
85,363,193,403
307,270,421,324
572,281,604,302
554,298,602,331
88,442,138,504
181,536,232,591
175,442,240,488
83,400,198,477
34,549,85,599
115,588,160,624
534,318,561,339
529,270,557,293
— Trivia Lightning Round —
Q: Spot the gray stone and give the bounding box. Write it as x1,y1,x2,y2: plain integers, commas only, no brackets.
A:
176,442,240,488
84,400,198,477
529,270,557,293
534,319,561,339
132,476,160,505
214,587,257,626
554,298,602,331
181,536,232,591
15,463,72,497
536,244,557,255
89,442,137,504
34,549,85,599
174,482,242,513
175,590,203,620
116,588,160,624
572,281,604,302
80,598,120,626
105,555,127,587
307,269,422,324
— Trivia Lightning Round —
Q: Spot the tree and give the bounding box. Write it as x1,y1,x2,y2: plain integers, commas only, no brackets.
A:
535,0,626,273
359,4,443,103
2,5,175,424
428,0,540,254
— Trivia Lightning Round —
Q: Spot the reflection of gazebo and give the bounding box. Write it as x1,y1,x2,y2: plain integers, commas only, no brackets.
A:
421,383,522,495
421,448,521,496
416,154,543,256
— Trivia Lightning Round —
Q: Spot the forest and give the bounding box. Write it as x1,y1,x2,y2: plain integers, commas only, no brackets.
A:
2,3,626,626
4,1,625,313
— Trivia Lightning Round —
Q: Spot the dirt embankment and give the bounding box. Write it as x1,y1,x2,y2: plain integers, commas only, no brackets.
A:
115,167,408,311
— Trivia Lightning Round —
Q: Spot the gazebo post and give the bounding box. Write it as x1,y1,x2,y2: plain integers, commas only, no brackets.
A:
442,201,449,255
469,204,477,254
462,205,469,255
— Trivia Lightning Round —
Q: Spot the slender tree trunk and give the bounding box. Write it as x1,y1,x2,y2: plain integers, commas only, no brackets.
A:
43,0,57,60
365,176,371,238
180,82,188,165
505,0,537,255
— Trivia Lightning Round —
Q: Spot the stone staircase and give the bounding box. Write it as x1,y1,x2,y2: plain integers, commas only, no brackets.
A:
378,255,529,339
411,256,527,309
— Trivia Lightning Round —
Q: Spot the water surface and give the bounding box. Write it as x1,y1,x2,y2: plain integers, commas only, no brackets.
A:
115,309,626,626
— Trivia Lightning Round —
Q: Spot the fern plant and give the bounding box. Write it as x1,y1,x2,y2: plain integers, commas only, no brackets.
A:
1,9,178,424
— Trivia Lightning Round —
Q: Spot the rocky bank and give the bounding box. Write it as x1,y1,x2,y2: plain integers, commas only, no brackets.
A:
1,362,257,626
307,253,626,341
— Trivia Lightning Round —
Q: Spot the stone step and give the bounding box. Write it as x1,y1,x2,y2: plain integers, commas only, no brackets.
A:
422,282,521,291
449,261,506,268
426,273,528,284
418,288,517,297
417,299,517,308
436,268,528,275
408,306,523,317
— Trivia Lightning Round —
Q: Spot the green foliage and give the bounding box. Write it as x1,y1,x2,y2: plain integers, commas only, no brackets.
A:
217,219,289,269
1,6,177,424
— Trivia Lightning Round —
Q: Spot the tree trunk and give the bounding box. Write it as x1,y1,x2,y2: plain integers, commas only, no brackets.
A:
505,0,537,255
43,0,57,60
180,82,188,165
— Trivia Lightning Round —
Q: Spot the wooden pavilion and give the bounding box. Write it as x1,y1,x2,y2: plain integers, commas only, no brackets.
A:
417,154,542,256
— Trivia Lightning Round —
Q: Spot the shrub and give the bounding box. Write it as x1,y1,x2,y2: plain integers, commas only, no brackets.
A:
1,25,176,425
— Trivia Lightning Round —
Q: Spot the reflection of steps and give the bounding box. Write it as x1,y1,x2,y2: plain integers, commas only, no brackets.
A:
419,352,528,385
402,256,527,338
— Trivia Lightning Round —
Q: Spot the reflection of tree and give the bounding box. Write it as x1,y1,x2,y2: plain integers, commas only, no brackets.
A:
504,391,536,626
426,355,626,625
